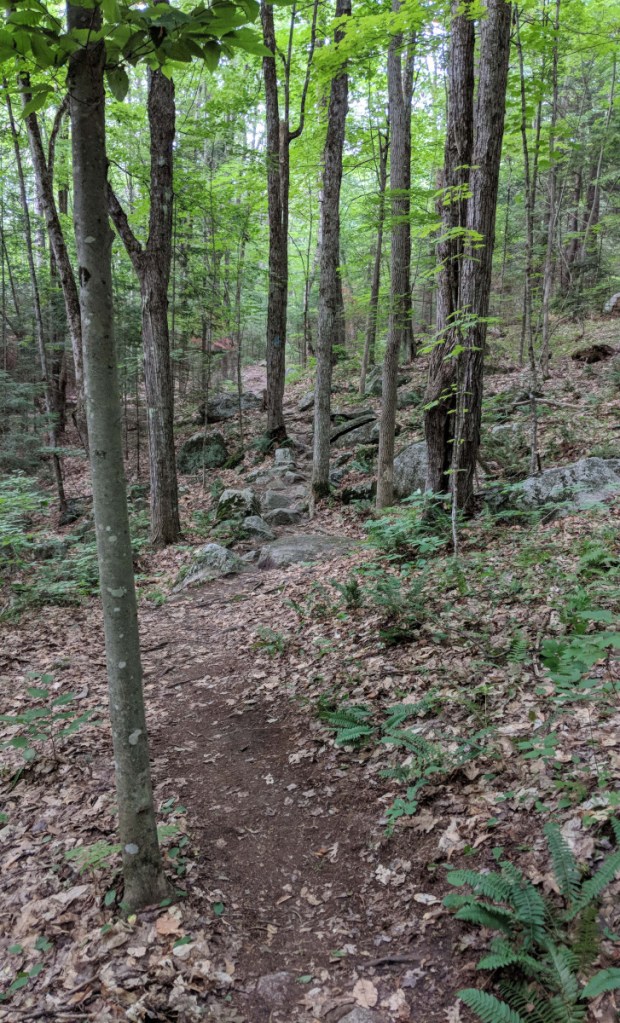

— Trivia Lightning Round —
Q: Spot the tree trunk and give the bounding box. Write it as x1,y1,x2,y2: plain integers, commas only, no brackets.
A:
261,0,318,439
5,85,66,515
376,3,415,509
20,83,85,413
311,0,351,501
454,0,512,513
107,69,180,547
67,0,168,911
540,0,561,375
424,0,474,497
359,128,388,395
261,3,289,440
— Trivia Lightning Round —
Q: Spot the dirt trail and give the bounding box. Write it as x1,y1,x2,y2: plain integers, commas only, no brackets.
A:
147,565,464,1023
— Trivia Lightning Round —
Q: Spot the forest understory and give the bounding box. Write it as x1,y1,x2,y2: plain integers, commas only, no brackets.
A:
1,319,619,1023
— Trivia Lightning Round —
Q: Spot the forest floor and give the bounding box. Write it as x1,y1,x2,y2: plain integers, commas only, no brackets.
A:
1,319,620,1022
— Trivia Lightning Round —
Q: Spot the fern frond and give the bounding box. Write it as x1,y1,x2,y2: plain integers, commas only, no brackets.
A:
567,849,620,920
321,705,372,727
581,967,620,998
610,816,620,846
547,994,586,1023
334,725,374,745
447,869,513,903
545,944,580,1005
455,903,515,934
497,980,553,1023
509,879,547,948
458,988,526,1023
477,938,544,976
545,822,581,907
572,903,600,969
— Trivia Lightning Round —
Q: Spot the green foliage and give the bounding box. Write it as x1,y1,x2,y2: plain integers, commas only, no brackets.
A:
365,493,449,561
0,674,101,768
253,626,288,656
447,821,620,1023
0,475,49,574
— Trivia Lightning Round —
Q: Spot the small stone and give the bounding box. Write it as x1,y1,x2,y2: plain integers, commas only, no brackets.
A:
175,543,242,590
297,391,315,412
274,447,294,465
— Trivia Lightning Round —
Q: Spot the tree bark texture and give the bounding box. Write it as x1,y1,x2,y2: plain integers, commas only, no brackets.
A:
107,69,180,547
311,0,351,500
454,0,512,512
359,128,388,395
261,3,288,440
424,0,474,497
376,2,415,509
67,0,167,910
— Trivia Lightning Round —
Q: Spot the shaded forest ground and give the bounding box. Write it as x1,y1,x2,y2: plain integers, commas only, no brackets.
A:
1,319,620,1022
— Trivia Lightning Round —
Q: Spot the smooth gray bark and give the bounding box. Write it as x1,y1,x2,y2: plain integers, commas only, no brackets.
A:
311,0,351,501
67,0,168,910
359,127,388,395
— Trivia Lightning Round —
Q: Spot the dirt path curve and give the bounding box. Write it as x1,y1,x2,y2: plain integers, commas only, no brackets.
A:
147,563,465,1023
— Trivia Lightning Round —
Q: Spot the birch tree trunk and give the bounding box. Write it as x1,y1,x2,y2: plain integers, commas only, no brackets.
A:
67,0,168,910
376,3,415,509
311,0,351,501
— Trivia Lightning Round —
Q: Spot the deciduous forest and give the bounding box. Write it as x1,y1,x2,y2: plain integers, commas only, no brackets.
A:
1,0,619,1019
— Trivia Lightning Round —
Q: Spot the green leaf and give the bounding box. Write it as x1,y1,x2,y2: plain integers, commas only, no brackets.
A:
106,66,129,101
458,988,526,1023
28,962,45,978
104,889,116,907
8,944,23,954
102,0,120,21
9,735,29,749
22,747,37,762
212,901,225,917
27,687,49,699
22,90,51,118
582,968,620,999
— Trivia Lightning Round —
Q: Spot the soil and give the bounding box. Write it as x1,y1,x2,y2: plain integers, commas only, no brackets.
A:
149,569,468,1022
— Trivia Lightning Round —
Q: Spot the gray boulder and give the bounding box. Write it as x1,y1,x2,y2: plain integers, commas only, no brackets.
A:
297,391,315,412
203,391,262,423
262,508,304,526
393,441,428,499
243,516,276,541
364,365,409,396
603,293,620,316
330,414,376,447
177,431,228,473
175,543,242,590
341,481,376,504
216,488,259,520
258,533,353,569
261,490,292,512
274,447,294,466
510,457,620,510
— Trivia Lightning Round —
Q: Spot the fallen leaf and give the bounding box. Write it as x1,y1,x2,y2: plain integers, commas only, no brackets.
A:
352,978,378,1008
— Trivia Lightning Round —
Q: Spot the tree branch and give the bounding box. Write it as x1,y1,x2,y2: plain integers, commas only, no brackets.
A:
288,0,319,142
106,183,143,267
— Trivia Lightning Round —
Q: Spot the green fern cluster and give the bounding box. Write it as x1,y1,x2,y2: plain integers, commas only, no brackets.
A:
446,820,620,1023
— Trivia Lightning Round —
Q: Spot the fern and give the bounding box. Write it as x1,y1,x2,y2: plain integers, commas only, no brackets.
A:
545,822,581,908
334,725,374,745
566,848,620,920
458,989,526,1023
447,869,513,903
447,820,620,1023
581,967,620,998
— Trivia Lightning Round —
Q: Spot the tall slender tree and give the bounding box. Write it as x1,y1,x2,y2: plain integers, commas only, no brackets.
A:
67,0,168,909
261,0,319,440
376,1,415,509
311,0,351,501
